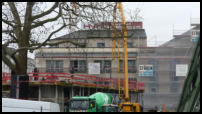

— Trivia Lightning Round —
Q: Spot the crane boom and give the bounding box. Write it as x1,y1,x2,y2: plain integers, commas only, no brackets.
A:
117,2,129,101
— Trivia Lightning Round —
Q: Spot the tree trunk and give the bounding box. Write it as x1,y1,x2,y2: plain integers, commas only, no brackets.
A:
10,45,29,99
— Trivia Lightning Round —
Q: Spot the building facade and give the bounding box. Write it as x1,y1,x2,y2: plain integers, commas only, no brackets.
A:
34,21,200,111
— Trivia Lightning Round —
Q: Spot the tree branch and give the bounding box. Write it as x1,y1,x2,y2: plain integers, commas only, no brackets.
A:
23,2,35,30
2,19,14,27
31,40,85,48
31,2,59,21
2,47,16,72
75,2,109,11
2,40,17,47
31,6,62,29
8,2,21,27
11,24,66,56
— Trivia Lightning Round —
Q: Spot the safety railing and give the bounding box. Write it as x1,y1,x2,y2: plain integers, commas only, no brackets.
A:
2,72,144,91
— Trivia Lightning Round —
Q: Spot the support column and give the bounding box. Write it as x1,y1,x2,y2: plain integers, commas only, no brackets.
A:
71,86,74,97
69,87,72,99
88,88,90,96
79,87,81,96
61,87,64,112
55,85,58,103
38,85,41,101
82,87,84,96
16,76,20,99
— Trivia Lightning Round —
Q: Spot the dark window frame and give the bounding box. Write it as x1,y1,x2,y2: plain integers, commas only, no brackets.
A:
120,60,137,73
70,60,87,73
46,60,64,73
127,42,133,48
97,43,105,48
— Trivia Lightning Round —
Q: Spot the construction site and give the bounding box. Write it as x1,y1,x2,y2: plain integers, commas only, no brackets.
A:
2,2,200,112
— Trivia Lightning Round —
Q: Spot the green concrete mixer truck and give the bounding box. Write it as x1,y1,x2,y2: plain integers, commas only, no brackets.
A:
69,92,118,112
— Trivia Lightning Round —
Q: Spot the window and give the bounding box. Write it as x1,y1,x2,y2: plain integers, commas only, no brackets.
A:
136,26,141,29
151,88,156,93
128,60,136,73
70,100,90,110
104,60,111,73
120,60,136,73
192,30,200,36
170,59,180,81
79,60,87,73
127,42,133,48
76,43,87,48
94,60,111,73
46,60,64,73
119,60,124,73
97,43,105,48
170,82,179,93
149,83,158,93
70,60,87,73
120,60,137,73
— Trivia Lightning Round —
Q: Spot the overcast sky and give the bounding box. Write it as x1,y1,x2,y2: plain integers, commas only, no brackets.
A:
123,2,200,46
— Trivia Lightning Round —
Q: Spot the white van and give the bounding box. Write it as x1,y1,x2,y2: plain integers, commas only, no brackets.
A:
2,98,60,112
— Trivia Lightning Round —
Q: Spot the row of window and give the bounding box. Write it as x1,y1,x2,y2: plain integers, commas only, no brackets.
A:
46,60,137,73
45,59,182,93
68,42,135,48
45,60,182,81
55,42,135,48
97,42,134,48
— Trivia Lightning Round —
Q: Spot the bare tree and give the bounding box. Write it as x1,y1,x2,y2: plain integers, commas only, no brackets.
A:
2,2,115,75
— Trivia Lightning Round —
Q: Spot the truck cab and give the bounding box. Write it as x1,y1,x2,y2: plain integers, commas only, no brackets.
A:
69,97,97,112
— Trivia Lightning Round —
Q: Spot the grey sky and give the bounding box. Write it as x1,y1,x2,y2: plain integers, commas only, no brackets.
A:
123,2,200,46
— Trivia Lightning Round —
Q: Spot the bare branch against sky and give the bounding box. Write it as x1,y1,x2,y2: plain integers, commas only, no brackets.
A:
2,2,115,74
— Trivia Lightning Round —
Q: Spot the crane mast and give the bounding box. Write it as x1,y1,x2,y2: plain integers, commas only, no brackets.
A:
112,2,141,112
117,2,130,102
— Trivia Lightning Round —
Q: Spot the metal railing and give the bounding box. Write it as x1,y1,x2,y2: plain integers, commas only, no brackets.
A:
2,72,144,91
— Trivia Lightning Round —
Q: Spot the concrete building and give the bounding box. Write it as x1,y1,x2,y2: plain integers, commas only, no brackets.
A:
34,21,199,111
34,22,147,111
138,20,199,110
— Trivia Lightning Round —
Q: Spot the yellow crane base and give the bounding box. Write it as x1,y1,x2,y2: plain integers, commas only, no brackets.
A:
119,102,141,112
